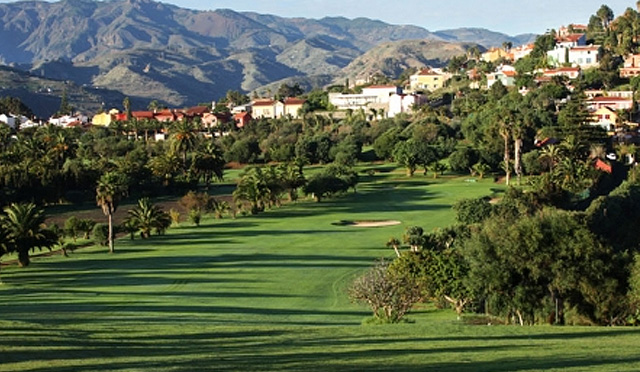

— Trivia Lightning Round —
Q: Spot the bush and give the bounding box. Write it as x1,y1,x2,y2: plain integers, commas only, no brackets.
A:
453,197,493,224
92,223,109,246
349,259,423,323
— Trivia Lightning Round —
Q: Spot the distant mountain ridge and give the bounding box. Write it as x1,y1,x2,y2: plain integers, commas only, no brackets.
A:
0,0,537,115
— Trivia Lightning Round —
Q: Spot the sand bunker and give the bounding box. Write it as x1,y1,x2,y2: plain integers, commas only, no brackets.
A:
333,220,401,227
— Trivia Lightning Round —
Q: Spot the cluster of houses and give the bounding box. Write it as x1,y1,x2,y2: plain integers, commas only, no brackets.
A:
477,24,640,137
3,21,640,139
0,113,40,129
0,97,310,133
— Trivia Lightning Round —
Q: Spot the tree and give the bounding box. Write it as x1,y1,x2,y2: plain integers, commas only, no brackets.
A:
463,208,612,325
390,226,474,318
279,163,306,202
233,167,269,214
453,197,493,225
349,259,423,323
276,83,304,99
123,97,131,120
393,140,421,177
2,203,57,267
170,120,200,167
597,5,615,30
58,88,73,116
96,171,128,253
124,198,171,238
373,128,400,160
403,226,424,253
387,237,402,258
191,142,225,189
448,147,479,174
302,165,358,202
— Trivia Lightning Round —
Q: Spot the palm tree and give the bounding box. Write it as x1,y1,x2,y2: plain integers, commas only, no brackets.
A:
233,167,268,214
403,226,424,253
2,203,57,267
125,198,171,239
96,172,128,253
471,162,490,180
539,144,562,172
149,151,181,187
279,163,306,201
191,142,225,189
387,237,401,257
170,120,200,167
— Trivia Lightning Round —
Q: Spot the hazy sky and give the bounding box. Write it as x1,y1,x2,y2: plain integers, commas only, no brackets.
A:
0,0,635,35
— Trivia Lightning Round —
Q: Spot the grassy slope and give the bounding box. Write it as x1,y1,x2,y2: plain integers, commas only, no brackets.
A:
1,169,640,371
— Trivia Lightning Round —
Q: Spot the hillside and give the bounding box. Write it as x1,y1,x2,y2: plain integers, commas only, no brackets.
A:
0,65,128,117
0,0,534,114
433,28,537,48
337,39,479,83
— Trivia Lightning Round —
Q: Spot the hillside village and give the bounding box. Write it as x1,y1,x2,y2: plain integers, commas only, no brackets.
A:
2,13,639,148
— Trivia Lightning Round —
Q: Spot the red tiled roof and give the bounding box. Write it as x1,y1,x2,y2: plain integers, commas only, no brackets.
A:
252,99,275,106
590,96,631,102
557,34,584,43
595,159,612,173
185,106,209,115
284,98,306,105
502,70,517,77
132,111,154,119
417,68,438,76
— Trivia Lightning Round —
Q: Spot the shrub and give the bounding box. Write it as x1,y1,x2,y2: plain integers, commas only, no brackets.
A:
92,223,109,246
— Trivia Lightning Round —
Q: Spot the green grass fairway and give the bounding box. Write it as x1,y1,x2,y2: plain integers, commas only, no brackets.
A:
2,171,640,371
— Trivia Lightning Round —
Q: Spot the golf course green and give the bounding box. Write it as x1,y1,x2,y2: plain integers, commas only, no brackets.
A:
1,169,640,371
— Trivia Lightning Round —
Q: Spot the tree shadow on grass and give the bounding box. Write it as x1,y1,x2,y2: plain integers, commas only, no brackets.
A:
5,329,639,372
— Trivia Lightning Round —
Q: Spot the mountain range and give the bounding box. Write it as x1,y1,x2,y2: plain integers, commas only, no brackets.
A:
0,0,536,116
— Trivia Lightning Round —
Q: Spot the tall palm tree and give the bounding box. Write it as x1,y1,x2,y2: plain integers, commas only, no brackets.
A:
2,203,57,267
96,172,128,253
170,120,200,167
191,142,225,189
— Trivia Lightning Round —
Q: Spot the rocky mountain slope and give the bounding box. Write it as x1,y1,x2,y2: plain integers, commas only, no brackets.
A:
0,0,535,115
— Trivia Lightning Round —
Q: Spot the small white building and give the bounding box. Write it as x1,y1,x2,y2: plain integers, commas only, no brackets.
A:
360,86,403,104
49,115,89,127
487,65,517,88
388,94,427,118
509,44,534,62
0,114,16,129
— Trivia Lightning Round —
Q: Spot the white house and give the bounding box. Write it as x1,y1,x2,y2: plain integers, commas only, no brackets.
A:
0,114,16,129
586,96,634,111
509,44,534,62
541,67,582,80
360,86,402,104
487,65,517,88
547,45,601,68
329,86,402,111
556,33,586,48
388,94,427,117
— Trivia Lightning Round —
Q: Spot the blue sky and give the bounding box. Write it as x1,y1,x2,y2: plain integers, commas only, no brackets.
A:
0,0,635,35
